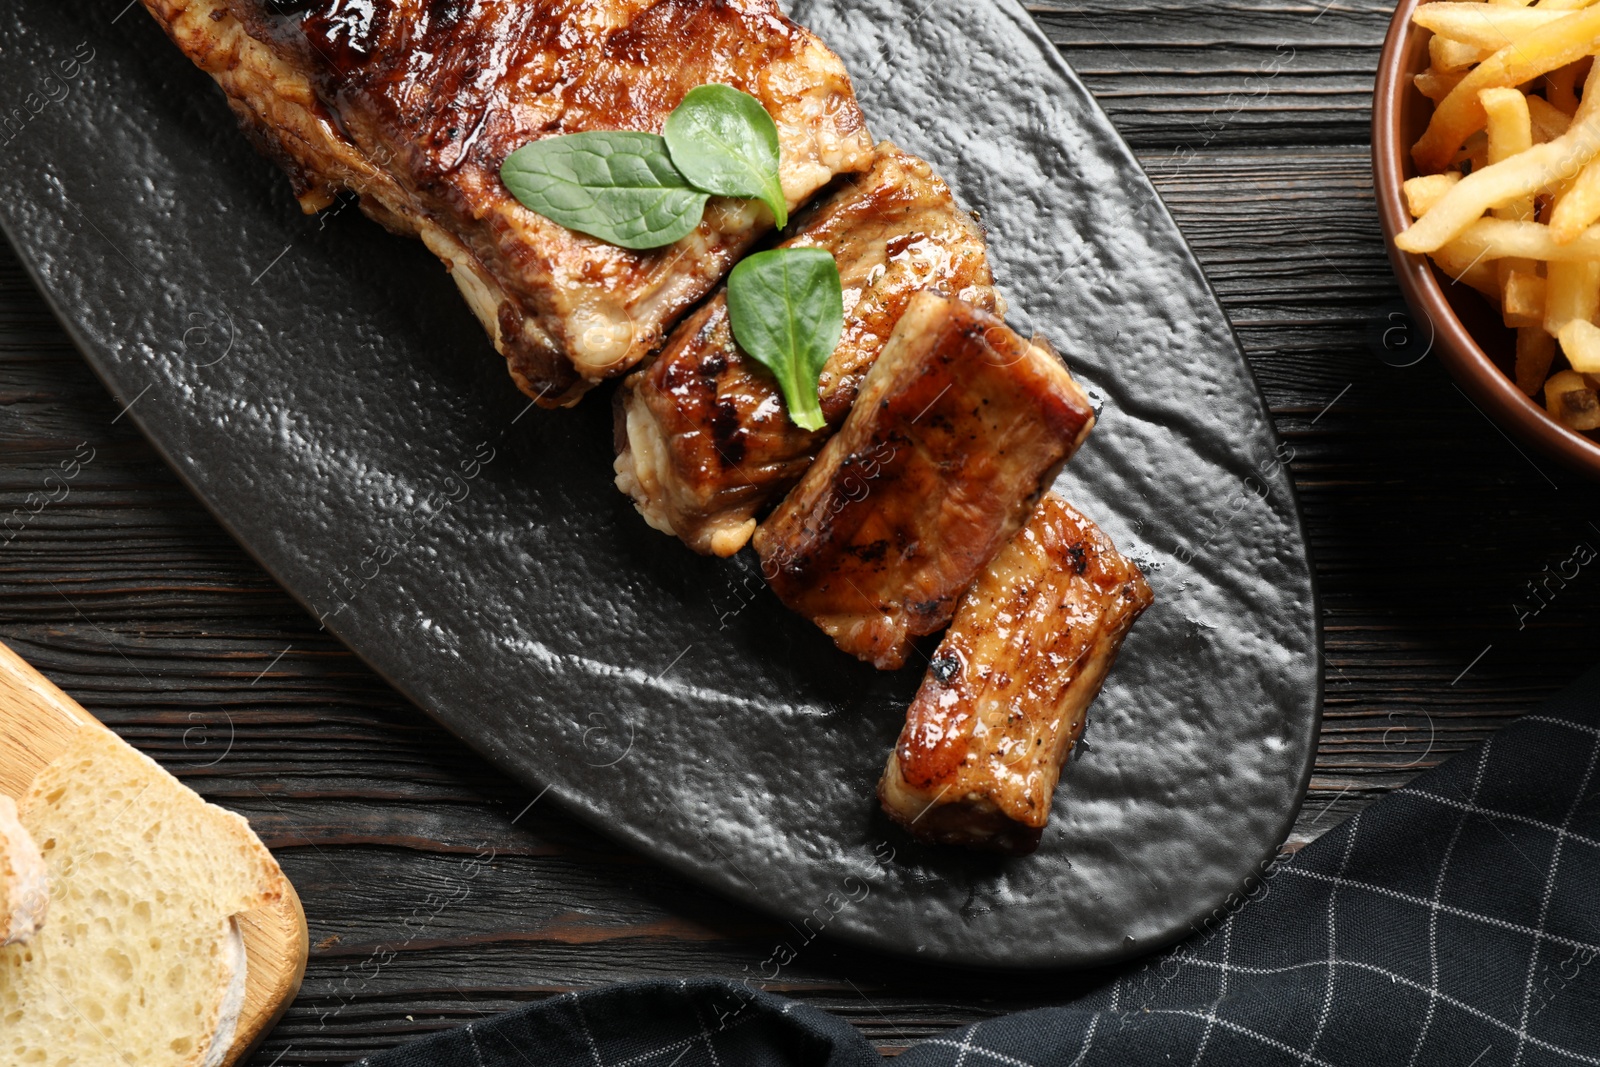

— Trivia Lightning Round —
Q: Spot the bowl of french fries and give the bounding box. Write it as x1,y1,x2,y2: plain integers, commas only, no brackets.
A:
1376,0,1600,476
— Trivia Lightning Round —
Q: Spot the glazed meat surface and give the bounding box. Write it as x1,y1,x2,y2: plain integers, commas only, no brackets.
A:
614,142,1002,556
141,0,875,406
752,291,1096,670
878,494,1153,854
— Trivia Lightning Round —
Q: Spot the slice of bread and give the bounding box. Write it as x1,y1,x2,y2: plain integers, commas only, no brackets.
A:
0,727,285,1067
0,794,48,946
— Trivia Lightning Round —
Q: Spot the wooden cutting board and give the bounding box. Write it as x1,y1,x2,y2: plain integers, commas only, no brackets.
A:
0,638,308,1066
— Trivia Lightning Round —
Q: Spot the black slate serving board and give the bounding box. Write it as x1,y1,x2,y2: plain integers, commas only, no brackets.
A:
0,0,1320,967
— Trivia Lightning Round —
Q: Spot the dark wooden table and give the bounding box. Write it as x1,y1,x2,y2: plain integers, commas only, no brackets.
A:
3,2,1599,1061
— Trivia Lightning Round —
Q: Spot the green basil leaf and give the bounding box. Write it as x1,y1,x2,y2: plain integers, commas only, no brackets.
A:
726,248,843,432
663,84,788,229
500,131,710,250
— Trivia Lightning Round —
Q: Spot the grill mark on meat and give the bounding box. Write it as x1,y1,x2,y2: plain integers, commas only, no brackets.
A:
710,398,746,467
144,0,874,406
752,291,1095,670
612,144,1002,557
878,494,1153,854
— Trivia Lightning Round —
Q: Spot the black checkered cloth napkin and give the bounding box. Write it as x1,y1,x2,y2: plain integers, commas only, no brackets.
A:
361,667,1600,1067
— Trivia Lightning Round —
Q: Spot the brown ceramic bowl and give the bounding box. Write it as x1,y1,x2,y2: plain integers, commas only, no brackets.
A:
1374,0,1600,477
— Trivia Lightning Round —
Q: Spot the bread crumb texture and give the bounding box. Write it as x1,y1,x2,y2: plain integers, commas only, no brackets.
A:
0,728,280,1067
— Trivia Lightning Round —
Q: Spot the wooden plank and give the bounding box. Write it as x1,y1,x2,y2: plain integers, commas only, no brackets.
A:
1028,2,1389,146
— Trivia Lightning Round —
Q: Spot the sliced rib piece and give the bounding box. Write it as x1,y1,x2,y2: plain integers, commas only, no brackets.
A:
752,291,1096,670
879,494,1153,855
141,0,876,406
614,142,1003,557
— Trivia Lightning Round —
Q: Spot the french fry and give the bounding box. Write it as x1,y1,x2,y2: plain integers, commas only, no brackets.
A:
1517,326,1559,395
1484,88,1535,164
1442,216,1600,261
1404,2,1600,437
1548,157,1600,239
1543,259,1600,331
1417,69,1468,104
1405,173,1464,217
1395,98,1600,253
1453,130,1491,172
1545,368,1600,428
1412,6,1600,173
1559,317,1600,371
1485,88,1537,269
1503,268,1547,325
1499,258,1525,293
1431,35,1494,74
1432,238,1507,298
1570,52,1600,122
1528,94,1574,141
1573,57,1595,104
1545,59,1586,113
1414,4,1566,50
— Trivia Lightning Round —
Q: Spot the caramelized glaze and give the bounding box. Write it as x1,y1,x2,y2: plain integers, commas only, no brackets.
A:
614,143,1001,556
879,494,1153,854
147,0,875,405
752,291,1096,670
